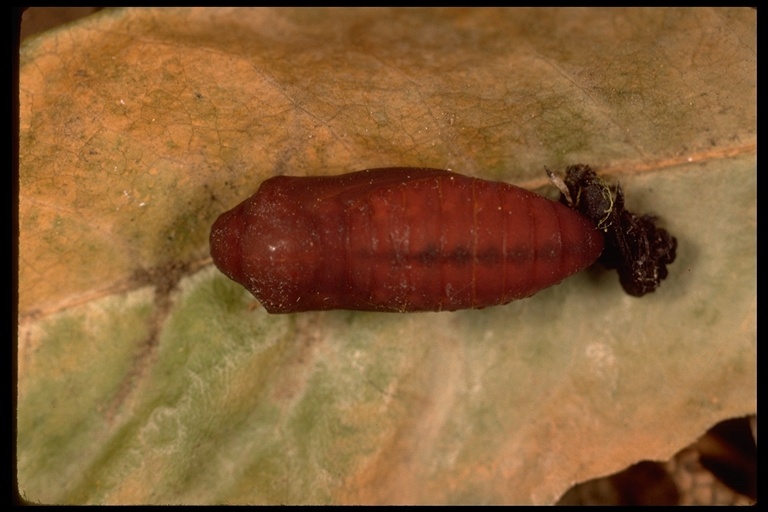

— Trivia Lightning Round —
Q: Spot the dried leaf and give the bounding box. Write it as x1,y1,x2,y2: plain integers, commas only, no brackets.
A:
18,7,755,505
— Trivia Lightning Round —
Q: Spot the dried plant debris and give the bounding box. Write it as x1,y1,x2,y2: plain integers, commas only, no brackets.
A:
556,416,756,505
548,164,678,297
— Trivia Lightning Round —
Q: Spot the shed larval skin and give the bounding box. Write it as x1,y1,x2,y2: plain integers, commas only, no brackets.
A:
210,168,604,313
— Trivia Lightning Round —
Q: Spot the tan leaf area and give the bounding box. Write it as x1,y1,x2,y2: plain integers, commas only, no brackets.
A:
18,8,755,504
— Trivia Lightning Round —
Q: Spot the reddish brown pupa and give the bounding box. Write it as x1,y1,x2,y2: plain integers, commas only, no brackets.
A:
209,167,604,313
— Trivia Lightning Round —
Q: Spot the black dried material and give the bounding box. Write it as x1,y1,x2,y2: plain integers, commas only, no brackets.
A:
549,164,677,297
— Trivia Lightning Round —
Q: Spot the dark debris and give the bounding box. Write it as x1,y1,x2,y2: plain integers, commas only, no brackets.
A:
549,164,677,297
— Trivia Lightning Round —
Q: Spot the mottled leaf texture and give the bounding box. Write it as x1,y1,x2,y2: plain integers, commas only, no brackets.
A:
18,8,754,505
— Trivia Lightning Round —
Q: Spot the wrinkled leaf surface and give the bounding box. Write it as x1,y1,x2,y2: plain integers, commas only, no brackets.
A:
18,7,755,504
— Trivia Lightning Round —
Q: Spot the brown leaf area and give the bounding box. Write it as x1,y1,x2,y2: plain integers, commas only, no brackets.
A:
18,8,755,505
19,7,754,316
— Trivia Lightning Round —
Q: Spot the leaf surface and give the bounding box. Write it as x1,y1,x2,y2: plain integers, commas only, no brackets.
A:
18,7,755,504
